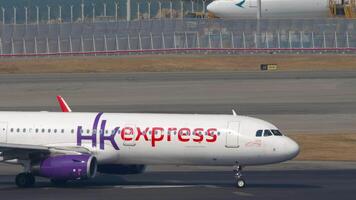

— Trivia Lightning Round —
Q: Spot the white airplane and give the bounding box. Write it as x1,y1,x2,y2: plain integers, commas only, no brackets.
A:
0,96,299,188
207,0,330,19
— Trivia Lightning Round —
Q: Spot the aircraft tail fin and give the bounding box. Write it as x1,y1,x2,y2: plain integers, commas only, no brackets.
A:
56,95,72,112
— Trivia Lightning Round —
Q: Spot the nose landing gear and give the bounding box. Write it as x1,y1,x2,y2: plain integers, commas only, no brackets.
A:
233,163,246,188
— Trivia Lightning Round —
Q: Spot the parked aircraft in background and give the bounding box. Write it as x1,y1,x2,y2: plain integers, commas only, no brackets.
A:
207,0,330,19
0,96,299,188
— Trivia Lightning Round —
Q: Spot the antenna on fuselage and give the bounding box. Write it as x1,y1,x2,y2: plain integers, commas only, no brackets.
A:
232,109,237,117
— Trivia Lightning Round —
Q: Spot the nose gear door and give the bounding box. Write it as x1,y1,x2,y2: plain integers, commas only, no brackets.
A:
225,121,240,148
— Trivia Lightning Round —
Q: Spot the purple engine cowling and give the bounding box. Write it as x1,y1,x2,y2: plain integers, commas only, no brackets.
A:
36,155,97,180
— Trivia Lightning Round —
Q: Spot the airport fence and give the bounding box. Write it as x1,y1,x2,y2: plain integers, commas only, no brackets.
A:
0,0,210,24
1,19,356,57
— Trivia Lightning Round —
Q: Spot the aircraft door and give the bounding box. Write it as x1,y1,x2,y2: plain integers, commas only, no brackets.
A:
249,0,257,7
0,122,8,143
225,121,240,148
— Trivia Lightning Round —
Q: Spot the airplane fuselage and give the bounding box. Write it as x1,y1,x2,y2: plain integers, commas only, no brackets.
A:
207,0,330,19
0,111,299,167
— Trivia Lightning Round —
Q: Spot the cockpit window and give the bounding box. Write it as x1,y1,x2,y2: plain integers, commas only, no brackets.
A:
271,130,283,136
256,130,263,137
256,129,283,137
263,130,273,137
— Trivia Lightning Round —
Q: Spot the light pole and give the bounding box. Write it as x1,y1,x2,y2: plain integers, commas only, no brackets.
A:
115,2,119,21
158,1,162,19
47,5,51,24
170,0,173,18
36,6,39,24
1,7,4,25
13,7,16,25
104,3,107,17
203,0,206,14
127,0,131,21
148,1,151,19
92,3,95,23
137,2,140,20
181,1,184,18
25,7,28,25
81,0,85,22
59,6,62,22
256,0,262,49
70,5,73,23
257,0,262,19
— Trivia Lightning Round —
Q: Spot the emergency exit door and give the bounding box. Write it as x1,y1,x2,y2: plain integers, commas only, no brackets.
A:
225,121,240,148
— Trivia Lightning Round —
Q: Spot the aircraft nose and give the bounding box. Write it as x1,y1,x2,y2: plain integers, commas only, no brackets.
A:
207,1,217,13
284,137,300,160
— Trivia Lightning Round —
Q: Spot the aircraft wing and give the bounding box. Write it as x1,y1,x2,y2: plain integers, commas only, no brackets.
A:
0,143,50,151
0,143,90,162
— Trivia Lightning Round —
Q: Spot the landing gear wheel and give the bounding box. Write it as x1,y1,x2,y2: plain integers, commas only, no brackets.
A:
236,178,246,188
233,162,245,188
51,179,68,186
15,173,35,188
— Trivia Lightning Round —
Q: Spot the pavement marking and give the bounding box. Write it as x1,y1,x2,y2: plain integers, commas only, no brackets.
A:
114,185,217,189
233,191,254,197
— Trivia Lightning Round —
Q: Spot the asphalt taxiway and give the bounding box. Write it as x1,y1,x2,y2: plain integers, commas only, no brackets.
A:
0,70,355,199
0,162,356,200
0,71,355,133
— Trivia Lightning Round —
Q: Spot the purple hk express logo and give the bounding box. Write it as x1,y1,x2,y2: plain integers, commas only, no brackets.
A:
76,112,120,150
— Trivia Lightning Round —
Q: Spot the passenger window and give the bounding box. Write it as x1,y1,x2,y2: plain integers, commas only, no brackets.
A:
264,130,272,137
61,129,64,133
256,130,263,137
71,129,74,133
35,129,39,133
271,130,283,136
16,128,20,133
23,128,26,133
48,129,51,133
42,129,45,133
10,128,13,132
54,129,57,133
